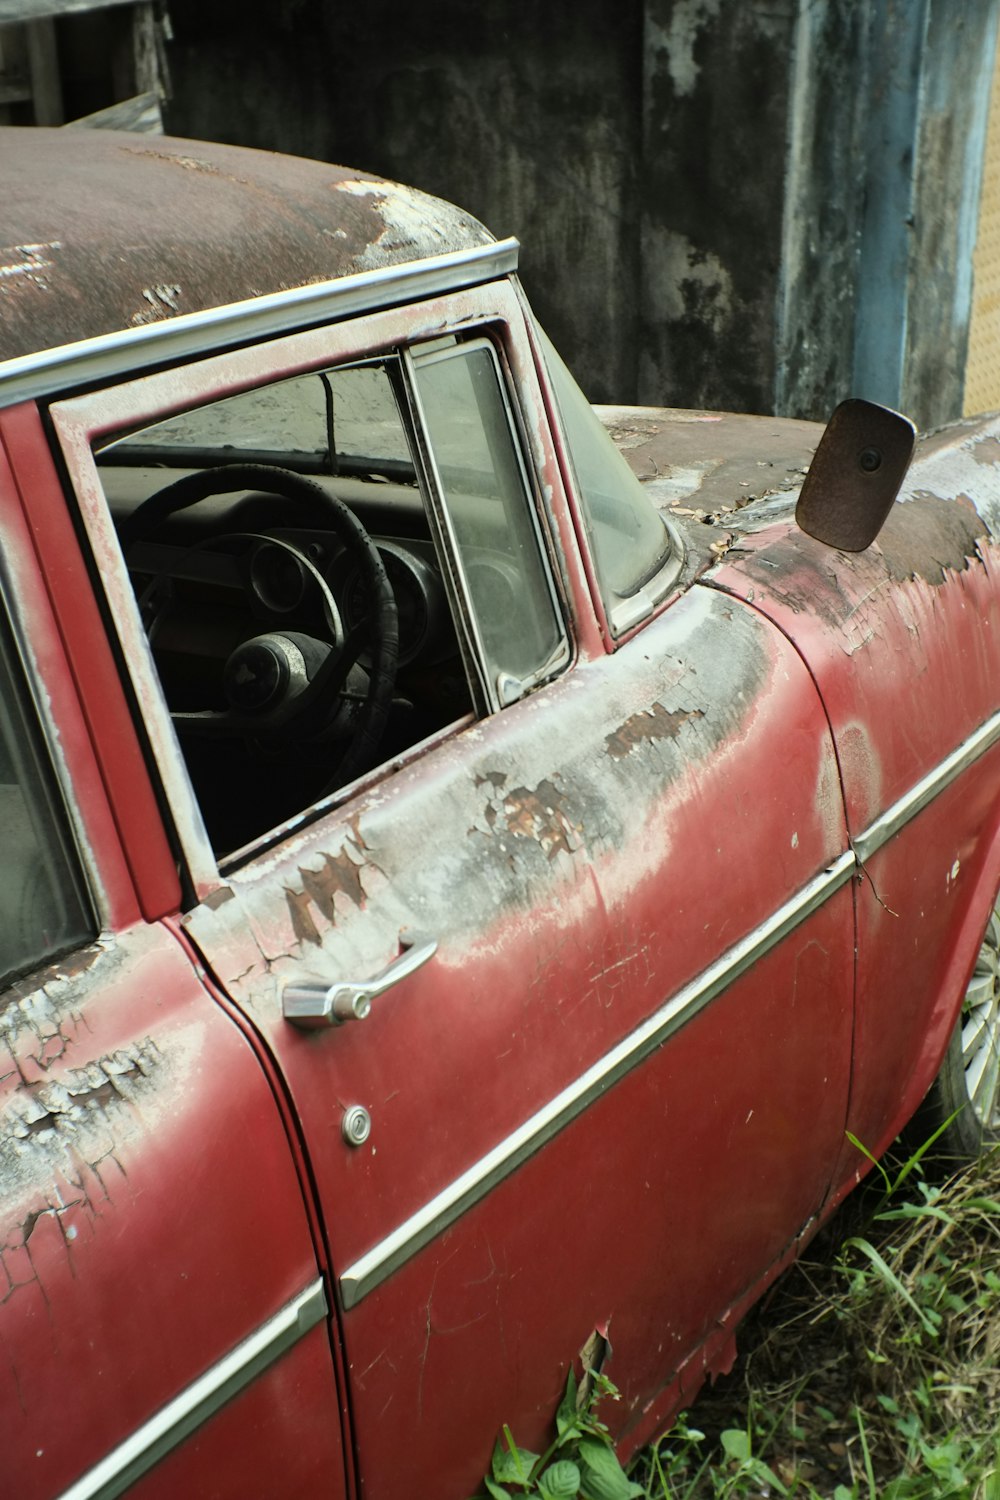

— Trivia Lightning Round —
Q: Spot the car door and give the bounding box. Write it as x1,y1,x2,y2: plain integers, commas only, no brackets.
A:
0,412,347,1500
47,286,856,1499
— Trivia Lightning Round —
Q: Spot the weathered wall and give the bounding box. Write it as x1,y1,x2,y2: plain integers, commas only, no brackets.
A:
775,0,870,420
902,0,998,427
165,0,643,405
638,1,797,414
163,0,999,426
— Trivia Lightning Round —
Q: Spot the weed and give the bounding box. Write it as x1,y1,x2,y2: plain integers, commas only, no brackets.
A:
479,1146,1000,1499
634,1144,1000,1499
471,1368,644,1500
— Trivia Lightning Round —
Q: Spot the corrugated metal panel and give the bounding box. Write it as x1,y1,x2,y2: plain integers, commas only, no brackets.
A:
966,36,1000,414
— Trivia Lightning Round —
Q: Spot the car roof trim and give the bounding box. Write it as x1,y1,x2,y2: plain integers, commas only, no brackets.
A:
0,237,520,413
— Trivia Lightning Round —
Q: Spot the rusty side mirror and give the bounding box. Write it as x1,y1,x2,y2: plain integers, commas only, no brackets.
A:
796,398,916,552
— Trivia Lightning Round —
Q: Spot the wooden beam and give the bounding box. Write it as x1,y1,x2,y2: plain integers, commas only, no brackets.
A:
25,18,62,124
0,0,140,22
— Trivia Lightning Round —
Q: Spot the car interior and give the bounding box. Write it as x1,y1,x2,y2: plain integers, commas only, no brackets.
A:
95,344,566,857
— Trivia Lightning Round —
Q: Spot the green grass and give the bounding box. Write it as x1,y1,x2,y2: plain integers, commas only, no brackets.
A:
633,1146,1000,1499
473,1146,1000,1500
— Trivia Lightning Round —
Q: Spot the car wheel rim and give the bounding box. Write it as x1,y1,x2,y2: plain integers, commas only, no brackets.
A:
962,903,1000,1130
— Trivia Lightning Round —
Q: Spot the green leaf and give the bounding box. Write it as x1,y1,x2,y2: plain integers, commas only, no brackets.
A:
492,1430,539,1486
842,1236,939,1336
578,1437,644,1500
484,1479,511,1500
961,1195,1000,1213
537,1459,581,1499
556,1370,579,1437
720,1428,752,1463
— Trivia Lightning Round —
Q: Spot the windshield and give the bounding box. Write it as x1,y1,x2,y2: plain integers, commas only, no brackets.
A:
538,330,673,619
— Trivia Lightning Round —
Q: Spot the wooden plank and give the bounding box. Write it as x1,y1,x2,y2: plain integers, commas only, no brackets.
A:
64,88,161,133
132,2,158,93
0,0,140,20
25,18,62,124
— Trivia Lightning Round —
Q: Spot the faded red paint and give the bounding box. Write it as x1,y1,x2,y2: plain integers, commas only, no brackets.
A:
3,128,1000,1500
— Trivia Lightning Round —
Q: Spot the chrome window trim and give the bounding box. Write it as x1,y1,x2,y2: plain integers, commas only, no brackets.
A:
405,337,570,712
340,705,1000,1309
608,517,687,636
0,239,520,412
0,548,103,933
59,1279,328,1500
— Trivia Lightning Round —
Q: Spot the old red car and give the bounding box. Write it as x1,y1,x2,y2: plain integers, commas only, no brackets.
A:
2,127,998,1500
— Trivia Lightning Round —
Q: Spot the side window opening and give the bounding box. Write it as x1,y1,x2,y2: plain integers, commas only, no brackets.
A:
0,609,93,986
94,339,567,860
408,338,568,708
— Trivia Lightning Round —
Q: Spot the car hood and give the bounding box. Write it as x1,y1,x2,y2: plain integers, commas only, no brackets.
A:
600,402,1000,583
596,404,823,521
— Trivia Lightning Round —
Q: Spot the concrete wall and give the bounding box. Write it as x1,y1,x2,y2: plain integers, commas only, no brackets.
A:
164,0,999,428
165,0,643,404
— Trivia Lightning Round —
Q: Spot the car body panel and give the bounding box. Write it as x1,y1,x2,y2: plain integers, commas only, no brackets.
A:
610,404,1000,1165
2,127,1000,1500
0,920,346,1500
701,418,1000,1164
180,578,854,1499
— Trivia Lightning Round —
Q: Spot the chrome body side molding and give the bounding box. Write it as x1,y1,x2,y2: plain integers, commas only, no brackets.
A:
853,707,1000,864
60,1279,328,1500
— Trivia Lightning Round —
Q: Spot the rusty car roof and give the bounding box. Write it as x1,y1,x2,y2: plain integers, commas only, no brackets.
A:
0,128,496,362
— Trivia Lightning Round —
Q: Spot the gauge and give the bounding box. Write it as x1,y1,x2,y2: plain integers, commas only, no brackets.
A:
248,539,308,613
340,542,444,666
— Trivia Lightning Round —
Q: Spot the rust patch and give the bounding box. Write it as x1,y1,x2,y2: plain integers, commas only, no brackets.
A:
877,491,987,585
502,780,582,860
605,702,705,760
287,887,322,947
285,843,368,946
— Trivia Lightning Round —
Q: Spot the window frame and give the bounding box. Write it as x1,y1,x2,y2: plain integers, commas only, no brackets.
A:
0,592,96,986
47,283,583,898
404,335,570,713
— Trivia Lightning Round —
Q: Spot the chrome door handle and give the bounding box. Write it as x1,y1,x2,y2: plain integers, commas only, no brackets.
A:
282,931,437,1029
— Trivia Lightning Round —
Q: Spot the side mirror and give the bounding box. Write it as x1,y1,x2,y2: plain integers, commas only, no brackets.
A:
796,398,916,552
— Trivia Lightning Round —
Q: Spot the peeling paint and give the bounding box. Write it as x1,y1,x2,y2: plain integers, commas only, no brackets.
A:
483,779,584,861
285,837,370,946
0,1019,173,1310
0,241,61,291
605,702,705,760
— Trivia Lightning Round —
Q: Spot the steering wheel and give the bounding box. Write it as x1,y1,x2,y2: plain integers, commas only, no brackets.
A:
120,463,399,793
